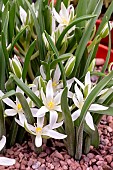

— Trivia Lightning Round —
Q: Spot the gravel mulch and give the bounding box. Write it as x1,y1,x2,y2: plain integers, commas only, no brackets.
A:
0,115,113,170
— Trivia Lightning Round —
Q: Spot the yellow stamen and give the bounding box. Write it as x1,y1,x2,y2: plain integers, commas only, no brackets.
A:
17,103,22,110
36,127,42,133
47,101,55,110
52,81,57,88
62,18,68,25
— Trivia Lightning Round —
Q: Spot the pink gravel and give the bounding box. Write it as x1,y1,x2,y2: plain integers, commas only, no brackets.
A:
0,115,113,170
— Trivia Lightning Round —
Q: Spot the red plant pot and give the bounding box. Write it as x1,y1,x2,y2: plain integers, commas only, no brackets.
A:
96,20,113,48
96,43,113,63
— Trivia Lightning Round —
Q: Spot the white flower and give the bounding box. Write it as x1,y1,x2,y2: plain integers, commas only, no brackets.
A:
52,2,74,27
40,64,74,94
36,80,62,125
71,84,108,130
0,136,16,166
24,116,67,147
20,6,27,25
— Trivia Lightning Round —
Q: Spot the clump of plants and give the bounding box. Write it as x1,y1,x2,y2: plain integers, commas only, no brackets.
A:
0,0,113,165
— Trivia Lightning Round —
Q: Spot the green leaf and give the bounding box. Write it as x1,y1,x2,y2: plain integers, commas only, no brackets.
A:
84,124,99,149
9,25,29,56
12,74,43,108
76,0,87,27
1,31,10,76
22,40,36,82
72,0,103,77
0,42,5,90
9,1,16,43
50,53,72,69
44,31,67,87
0,101,5,140
61,87,75,157
56,15,97,50
24,0,46,60
16,93,35,124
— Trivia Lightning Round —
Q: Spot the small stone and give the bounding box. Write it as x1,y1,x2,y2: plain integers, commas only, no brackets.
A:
20,164,26,170
96,58,105,66
96,160,104,166
15,162,20,169
62,165,68,170
32,161,41,169
93,165,98,170
107,126,112,133
109,146,113,153
105,155,112,163
54,151,64,160
110,162,113,168
39,152,47,158
102,164,112,170
87,153,94,159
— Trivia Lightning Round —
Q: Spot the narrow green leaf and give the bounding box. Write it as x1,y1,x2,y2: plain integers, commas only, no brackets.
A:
1,31,10,76
61,87,75,157
0,101,5,140
16,93,35,124
9,1,16,43
76,0,87,27
72,0,103,77
44,31,67,87
12,74,43,108
50,53,71,69
0,43,5,90
56,15,97,50
22,40,36,82
24,0,46,60
9,25,29,56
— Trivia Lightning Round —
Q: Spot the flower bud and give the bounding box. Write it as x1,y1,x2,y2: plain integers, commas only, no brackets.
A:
65,55,76,77
88,58,96,72
10,55,22,78
100,21,113,39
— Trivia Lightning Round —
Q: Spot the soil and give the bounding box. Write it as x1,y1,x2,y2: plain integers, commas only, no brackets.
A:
0,115,113,170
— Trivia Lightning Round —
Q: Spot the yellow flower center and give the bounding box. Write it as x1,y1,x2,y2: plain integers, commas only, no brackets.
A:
17,103,22,110
62,18,68,25
36,127,42,133
47,101,55,110
52,81,57,88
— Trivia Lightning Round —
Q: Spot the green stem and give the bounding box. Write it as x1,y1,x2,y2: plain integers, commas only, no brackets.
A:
75,122,84,160
84,135,91,154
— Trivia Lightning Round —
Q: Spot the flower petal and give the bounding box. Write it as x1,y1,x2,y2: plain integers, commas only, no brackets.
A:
35,135,42,147
75,84,84,105
5,109,17,116
46,80,53,101
67,78,74,90
51,121,63,129
31,108,39,117
15,118,23,127
71,109,81,121
41,88,47,106
43,129,67,139
53,8,62,24
40,65,46,80
73,95,79,108
53,65,61,83
54,105,62,112
85,71,91,87
37,117,44,128
74,77,85,90
54,92,62,105
60,2,68,23
0,157,16,166
19,113,26,125
0,136,6,151
85,112,95,131
89,104,108,111
49,110,58,127
2,98,16,109
36,106,49,117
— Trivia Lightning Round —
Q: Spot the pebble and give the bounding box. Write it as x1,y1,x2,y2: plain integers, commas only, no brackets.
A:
32,161,41,169
96,58,105,66
105,155,112,163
